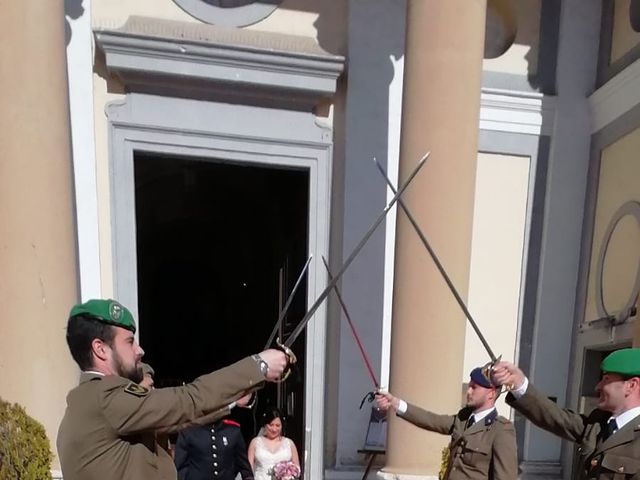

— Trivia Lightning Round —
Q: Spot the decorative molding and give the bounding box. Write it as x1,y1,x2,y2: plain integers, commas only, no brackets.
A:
94,16,344,109
479,88,557,136
589,57,640,134
172,0,281,27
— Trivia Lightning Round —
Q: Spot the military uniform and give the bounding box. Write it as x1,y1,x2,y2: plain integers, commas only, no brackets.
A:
57,358,263,480
56,299,266,480
399,404,517,480
175,418,253,480
505,349,640,480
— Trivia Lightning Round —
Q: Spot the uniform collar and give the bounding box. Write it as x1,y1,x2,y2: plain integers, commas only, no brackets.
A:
80,371,105,384
610,406,640,431
472,407,497,425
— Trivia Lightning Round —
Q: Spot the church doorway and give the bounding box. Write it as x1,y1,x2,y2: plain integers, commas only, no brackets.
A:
133,151,309,455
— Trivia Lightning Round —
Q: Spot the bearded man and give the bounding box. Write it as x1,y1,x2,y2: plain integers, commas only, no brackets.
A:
57,299,287,480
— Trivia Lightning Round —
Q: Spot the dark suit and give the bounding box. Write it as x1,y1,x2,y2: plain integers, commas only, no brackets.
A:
399,404,517,480
507,384,640,480
175,419,253,480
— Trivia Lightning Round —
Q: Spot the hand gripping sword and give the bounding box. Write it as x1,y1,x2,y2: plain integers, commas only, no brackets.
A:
374,159,502,387
275,153,429,379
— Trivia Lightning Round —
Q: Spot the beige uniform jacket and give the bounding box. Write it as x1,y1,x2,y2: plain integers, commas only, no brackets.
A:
57,357,263,480
506,384,640,480
399,403,518,480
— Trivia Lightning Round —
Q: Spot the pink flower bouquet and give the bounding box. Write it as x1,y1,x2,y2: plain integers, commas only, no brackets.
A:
272,460,301,480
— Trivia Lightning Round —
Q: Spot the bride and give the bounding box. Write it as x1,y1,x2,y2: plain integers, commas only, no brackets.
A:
248,408,300,480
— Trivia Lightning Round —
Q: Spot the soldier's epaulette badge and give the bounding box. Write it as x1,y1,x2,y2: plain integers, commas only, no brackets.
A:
124,382,150,397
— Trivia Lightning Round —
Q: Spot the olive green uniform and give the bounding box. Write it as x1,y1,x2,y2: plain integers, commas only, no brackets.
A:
399,404,518,480
57,357,263,480
507,384,640,480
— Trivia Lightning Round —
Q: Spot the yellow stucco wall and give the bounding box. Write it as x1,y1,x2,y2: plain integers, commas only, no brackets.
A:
585,127,640,324
483,0,540,77
465,152,530,416
611,0,640,64
90,0,346,298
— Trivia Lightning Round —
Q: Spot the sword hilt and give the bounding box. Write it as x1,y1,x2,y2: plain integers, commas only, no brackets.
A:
359,390,376,409
480,355,512,393
274,338,297,383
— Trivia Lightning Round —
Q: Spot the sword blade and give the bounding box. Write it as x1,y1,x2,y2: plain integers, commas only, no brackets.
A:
374,159,497,362
264,255,313,350
283,152,429,348
322,256,379,388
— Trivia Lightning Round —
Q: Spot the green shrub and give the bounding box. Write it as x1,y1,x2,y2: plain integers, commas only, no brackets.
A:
0,397,53,480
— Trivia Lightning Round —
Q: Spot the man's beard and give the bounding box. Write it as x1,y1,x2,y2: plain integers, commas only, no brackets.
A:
112,350,143,383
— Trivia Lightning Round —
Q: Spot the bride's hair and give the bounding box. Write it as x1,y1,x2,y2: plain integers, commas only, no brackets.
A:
261,407,285,432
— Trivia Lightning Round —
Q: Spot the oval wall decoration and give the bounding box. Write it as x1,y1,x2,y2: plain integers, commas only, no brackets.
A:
173,0,282,27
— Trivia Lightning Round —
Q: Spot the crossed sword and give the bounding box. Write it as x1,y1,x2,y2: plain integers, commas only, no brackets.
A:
264,152,501,393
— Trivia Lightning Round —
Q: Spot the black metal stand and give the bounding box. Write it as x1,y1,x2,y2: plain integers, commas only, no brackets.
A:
358,448,385,480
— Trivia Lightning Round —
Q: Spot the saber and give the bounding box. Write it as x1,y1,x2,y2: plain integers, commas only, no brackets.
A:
322,256,381,409
280,153,429,352
322,256,379,388
374,159,498,363
264,255,314,350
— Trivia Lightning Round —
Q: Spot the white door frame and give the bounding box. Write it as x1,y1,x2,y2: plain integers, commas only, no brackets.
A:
106,93,333,479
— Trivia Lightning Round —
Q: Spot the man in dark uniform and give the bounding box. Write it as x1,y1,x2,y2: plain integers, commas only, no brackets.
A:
175,417,253,480
376,366,518,480
493,348,640,480
57,299,287,480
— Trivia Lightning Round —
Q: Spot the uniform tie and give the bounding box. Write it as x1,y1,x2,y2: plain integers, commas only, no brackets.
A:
603,418,618,441
466,415,475,429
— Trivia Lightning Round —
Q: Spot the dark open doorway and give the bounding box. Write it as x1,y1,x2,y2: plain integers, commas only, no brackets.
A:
133,151,309,459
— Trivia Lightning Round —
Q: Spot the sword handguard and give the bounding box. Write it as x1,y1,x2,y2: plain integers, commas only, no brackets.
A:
480,355,512,393
359,391,376,409
274,338,297,383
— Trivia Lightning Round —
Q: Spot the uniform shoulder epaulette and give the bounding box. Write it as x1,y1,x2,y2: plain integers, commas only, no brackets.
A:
586,408,610,424
123,382,150,397
458,406,474,420
223,419,241,427
496,415,512,424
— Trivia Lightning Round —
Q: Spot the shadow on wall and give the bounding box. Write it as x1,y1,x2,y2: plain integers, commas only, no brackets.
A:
65,0,85,46
276,0,349,57
484,0,561,94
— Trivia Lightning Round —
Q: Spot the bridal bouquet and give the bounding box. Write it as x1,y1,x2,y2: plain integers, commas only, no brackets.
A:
272,460,301,480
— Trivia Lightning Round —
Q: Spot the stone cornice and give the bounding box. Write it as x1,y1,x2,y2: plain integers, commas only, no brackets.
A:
94,16,345,109
480,87,557,136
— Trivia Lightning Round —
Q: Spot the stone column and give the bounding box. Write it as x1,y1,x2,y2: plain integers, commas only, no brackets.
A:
382,1,487,477
0,0,79,472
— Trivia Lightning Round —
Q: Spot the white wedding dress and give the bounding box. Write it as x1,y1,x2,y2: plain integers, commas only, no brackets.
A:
253,436,293,480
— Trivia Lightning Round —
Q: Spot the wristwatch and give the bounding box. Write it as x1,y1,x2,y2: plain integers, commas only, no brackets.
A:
252,354,269,378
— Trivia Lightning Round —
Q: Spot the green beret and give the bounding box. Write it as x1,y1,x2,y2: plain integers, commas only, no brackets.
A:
69,299,137,333
600,348,640,377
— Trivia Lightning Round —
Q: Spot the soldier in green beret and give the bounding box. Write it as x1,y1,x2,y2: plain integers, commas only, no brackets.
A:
57,299,287,480
493,349,640,480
